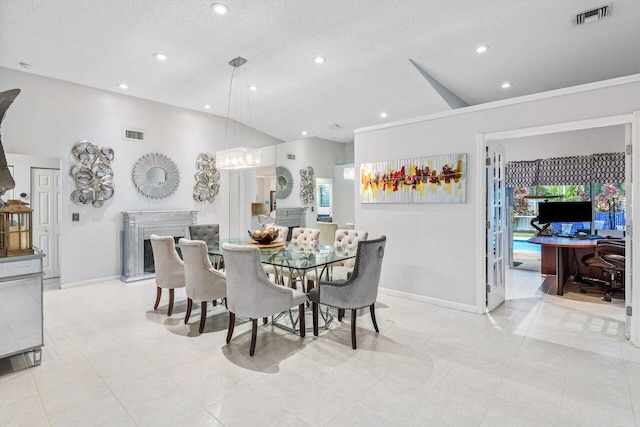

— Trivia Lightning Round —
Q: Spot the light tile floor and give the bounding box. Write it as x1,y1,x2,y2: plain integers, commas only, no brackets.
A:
1,269,639,426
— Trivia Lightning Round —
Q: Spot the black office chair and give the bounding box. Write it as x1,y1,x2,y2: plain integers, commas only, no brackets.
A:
579,239,625,302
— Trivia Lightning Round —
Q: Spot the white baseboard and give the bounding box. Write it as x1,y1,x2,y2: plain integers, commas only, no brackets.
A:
61,275,120,289
378,287,477,313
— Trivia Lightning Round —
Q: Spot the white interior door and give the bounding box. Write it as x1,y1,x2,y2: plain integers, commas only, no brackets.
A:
31,168,60,278
486,142,506,311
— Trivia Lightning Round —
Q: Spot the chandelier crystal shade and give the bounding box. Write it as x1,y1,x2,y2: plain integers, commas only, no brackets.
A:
215,56,261,170
216,146,261,170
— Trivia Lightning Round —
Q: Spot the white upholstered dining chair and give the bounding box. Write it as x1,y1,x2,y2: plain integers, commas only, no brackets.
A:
179,238,227,333
150,234,185,316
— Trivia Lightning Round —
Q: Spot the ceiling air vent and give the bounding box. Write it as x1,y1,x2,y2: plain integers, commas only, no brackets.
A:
575,4,611,25
124,128,145,141
327,123,341,130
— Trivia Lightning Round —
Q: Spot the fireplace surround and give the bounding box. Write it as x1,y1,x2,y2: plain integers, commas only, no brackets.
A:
121,210,197,282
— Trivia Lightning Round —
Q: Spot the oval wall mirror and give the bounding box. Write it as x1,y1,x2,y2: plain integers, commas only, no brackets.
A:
275,166,293,199
132,153,180,199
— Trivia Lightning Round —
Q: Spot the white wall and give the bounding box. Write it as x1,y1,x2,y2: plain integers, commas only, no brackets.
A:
333,164,355,228
274,137,350,227
505,125,625,161
355,78,640,310
0,67,281,285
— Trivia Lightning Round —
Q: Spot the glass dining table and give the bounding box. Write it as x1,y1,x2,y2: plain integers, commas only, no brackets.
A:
206,238,356,284
205,238,357,332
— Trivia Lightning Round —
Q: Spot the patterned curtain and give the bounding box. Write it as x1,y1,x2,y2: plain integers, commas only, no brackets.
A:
506,160,538,187
506,152,624,186
591,152,625,183
537,156,591,185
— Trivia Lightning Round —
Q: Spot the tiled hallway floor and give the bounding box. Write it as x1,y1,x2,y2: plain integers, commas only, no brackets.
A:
1,270,639,426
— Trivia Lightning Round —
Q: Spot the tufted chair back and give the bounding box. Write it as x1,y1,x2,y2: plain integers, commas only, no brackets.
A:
335,229,368,268
317,222,339,246
189,224,220,245
266,225,289,243
291,227,320,245
150,235,185,289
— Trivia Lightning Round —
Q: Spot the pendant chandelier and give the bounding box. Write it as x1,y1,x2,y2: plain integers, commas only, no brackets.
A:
215,57,261,170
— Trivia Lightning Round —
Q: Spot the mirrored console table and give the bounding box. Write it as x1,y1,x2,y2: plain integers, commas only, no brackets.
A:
0,250,45,367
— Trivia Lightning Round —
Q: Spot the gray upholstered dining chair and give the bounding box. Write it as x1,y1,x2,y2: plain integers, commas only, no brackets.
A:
150,234,185,316
188,224,220,243
189,224,223,269
306,229,368,288
222,243,307,356
309,236,386,349
179,238,227,333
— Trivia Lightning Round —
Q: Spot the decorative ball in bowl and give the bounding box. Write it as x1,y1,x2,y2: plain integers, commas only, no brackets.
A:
248,228,279,244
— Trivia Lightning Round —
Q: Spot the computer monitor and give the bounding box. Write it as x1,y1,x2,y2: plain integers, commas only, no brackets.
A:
538,201,592,224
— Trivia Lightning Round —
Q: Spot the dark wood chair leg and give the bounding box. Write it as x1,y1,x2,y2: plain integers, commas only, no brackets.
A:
263,317,268,325
312,302,319,336
154,287,162,310
370,303,379,333
199,301,208,333
250,319,258,356
299,304,305,337
338,308,344,322
351,309,357,349
167,289,175,316
184,298,193,324
226,312,235,343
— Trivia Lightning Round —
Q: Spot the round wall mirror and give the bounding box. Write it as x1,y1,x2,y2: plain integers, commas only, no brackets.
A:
132,153,180,199
275,166,293,199
146,166,167,185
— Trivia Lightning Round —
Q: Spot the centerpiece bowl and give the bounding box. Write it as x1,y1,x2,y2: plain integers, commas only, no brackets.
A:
248,228,279,245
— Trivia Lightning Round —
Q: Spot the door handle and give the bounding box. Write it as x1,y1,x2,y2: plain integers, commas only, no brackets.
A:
44,229,48,233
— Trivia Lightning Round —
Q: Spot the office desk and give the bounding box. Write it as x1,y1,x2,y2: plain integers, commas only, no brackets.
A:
528,236,597,295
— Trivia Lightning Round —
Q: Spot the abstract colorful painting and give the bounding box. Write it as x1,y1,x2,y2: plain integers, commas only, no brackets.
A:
360,153,467,203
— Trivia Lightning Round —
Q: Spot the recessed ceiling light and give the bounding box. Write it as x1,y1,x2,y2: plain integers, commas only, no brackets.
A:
204,104,211,109
117,83,128,89
501,82,512,89
313,56,325,64
19,62,32,69
380,112,388,118
248,85,259,92
302,131,308,136
476,45,489,54
153,53,168,61
211,3,229,14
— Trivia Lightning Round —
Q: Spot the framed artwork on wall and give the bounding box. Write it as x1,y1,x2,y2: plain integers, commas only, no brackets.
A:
360,153,467,203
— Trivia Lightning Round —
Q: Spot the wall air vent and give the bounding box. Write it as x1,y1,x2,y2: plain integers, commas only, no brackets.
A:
124,129,145,141
575,4,611,25
287,153,296,160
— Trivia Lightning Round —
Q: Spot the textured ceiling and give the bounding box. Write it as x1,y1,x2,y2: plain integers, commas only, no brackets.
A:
1,0,639,143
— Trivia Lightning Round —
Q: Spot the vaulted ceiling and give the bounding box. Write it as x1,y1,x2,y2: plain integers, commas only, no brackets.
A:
1,0,639,143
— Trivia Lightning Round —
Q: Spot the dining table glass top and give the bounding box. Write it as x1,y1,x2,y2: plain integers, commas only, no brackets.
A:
205,238,357,270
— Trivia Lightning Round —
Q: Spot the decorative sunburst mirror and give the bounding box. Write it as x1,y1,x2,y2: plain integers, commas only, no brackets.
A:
132,153,180,199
